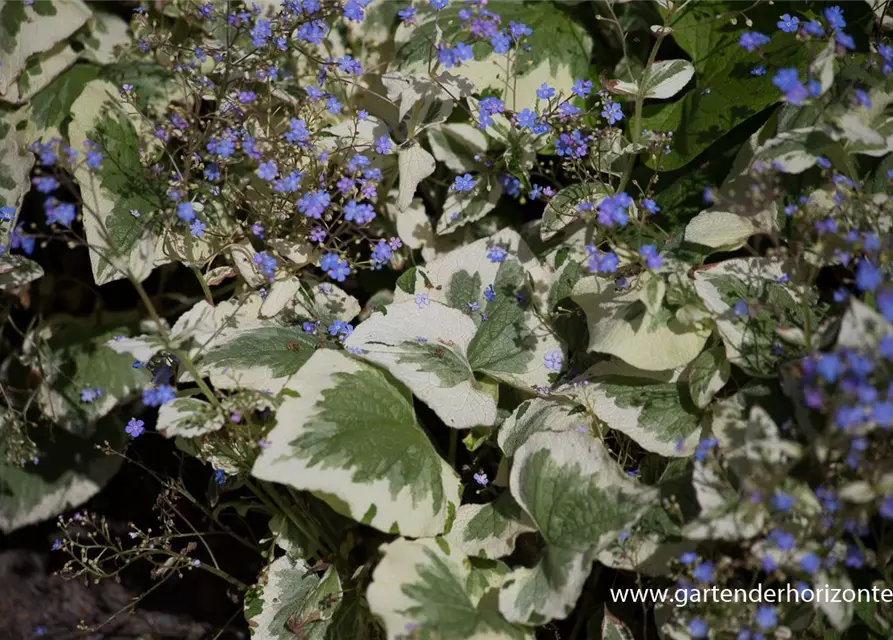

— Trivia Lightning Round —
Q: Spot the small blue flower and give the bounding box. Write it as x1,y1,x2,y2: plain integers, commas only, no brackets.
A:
755,606,777,630
692,561,714,583
824,5,845,30
739,31,771,52
536,83,555,100
688,618,708,638
473,471,488,485
256,161,278,181
487,246,507,263
544,350,563,372
177,202,195,222
800,552,821,575
855,260,881,292
214,469,226,485
126,418,145,438
452,173,477,192
601,101,623,125
484,284,496,302
777,14,799,33
571,79,592,98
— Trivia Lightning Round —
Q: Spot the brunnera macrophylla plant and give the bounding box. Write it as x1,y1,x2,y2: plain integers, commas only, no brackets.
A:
1,0,893,638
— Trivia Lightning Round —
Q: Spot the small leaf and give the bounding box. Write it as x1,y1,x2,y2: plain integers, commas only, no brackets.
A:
687,347,730,409
611,60,694,100
541,183,610,241
639,273,666,315
397,142,436,212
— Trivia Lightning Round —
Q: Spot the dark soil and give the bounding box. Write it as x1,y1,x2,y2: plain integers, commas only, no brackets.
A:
0,436,258,640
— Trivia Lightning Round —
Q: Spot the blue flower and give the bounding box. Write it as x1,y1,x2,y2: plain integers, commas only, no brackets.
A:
484,284,496,302
452,173,477,192
601,101,623,125
692,561,714,583
320,253,351,282
639,244,662,270
491,31,512,54
252,251,277,281
370,239,392,270
544,350,563,372
773,68,807,105
800,552,821,575
880,495,893,519
536,83,555,100
642,198,660,214
256,161,278,181
189,219,206,237
0,205,14,222
755,606,777,630
429,0,448,10
177,202,195,222
125,418,145,438
855,260,881,292
298,189,330,219
487,246,507,263
771,491,795,512
824,5,845,30
214,469,226,485
80,387,103,403
572,79,592,97
751,65,766,76
739,31,771,51
680,551,698,565
688,618,708,638
777,14,799,33
142,385,176,407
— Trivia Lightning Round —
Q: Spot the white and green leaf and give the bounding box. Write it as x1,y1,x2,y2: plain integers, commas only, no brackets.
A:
610,60,694,100
445,493,536,559
500,431,657,624
366,538,529,640
557,361,701,457
251,350,461,537
573,276,709,371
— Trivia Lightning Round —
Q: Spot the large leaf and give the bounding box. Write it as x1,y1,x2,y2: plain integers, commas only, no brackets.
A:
0,252,43,290
251,350,461,538
557,361,702,457
498,397,589,458
0,107,36,244
692,257,813,376
0,412,123,534
393,1,592,109
683,117,779,251
445,493,536,559
573,275,709,371
26,315,152,436
499,431,657,624
641,1,807,170
244,556,342,640
0,0,91,100
366,538,529,640
68,80,166,285
343,299,497,429
541,183,611,241
29,63,100,133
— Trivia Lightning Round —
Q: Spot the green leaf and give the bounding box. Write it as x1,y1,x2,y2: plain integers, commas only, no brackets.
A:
437,178,503,236
499,431,657,624
344,299,496,428
251,350,461,537
573,276,709,371
0,0,91,101
541,183,610,241
68,80,168,285
445,493,536,559
0,107,36,242
244,556,342,640
0,253,43,290
687,347,730,409
693,257,816,376
559,361,701,457
427,123,488,173
498,397,588,458
29,316,152,436
0,412,124,534
156,398,224,439
610,59,694,100
29,63,100,133
366,538,530,640
641,1,808,170
599,608,635,640
393,1,591,109
200,326,320,392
